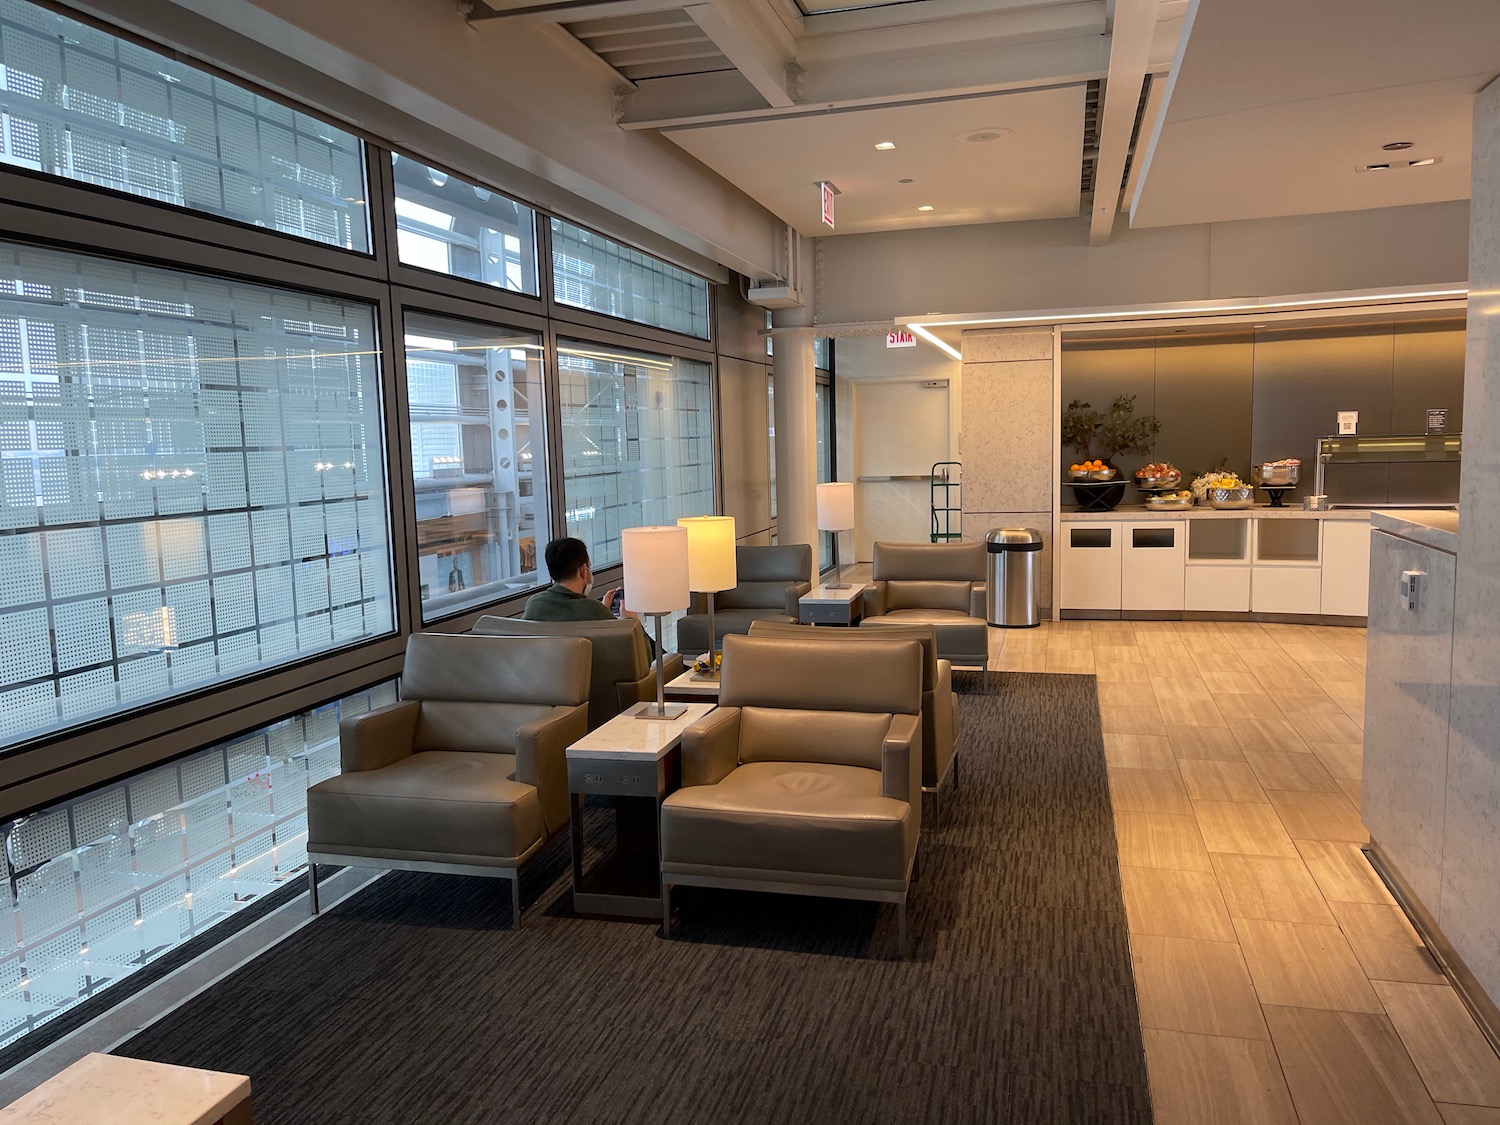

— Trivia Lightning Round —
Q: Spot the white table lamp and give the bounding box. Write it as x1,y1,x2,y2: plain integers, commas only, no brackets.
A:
622,525,691,718
677,515,737,679
816,481,855,589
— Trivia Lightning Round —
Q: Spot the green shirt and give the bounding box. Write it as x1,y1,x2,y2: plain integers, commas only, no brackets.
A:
522,583,616,623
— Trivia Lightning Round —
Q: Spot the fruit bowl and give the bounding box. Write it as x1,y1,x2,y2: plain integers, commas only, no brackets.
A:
1254,462,1300,486
1146,495,1193,510
1208,486,1255,510
1069,467,1117,482
1134,462,1182,488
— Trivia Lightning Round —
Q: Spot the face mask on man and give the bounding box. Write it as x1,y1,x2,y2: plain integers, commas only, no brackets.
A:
581,565,593,597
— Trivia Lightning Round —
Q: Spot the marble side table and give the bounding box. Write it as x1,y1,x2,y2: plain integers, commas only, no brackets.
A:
799,582,869,626
0,1052,251,1124
566,700,716,921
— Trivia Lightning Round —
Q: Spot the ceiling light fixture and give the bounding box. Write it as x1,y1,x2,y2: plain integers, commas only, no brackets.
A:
955,127,1014,144
875,141,896,151
1382,141,1415,151
899,178,914,184
917,205,935,212
1408,157,1437,167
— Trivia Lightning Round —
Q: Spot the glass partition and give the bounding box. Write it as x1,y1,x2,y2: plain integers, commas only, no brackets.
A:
392,155,537,294
0,1,369,250
0,241,393,748
550,219,709,339
558,338,712,568
404,313,548,620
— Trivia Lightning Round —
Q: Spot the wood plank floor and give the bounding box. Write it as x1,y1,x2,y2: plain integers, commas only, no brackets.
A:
989,618,1500,1125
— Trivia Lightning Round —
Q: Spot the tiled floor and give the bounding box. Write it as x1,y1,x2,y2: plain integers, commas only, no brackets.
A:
990,618,1500,1125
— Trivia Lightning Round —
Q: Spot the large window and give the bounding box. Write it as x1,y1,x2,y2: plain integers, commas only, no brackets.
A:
0,242,393,748
404,314,548,620
551,219,710,340
0,679,396,1048
0,1,369,251
558,339,712,568
393,155,537,294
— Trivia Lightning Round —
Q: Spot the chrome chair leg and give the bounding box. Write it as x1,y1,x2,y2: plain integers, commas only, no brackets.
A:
307,862,319,915
510,874,522,930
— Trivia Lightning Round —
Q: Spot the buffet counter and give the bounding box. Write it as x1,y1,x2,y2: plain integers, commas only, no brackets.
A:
1056,505,1374,619
1061,505,1377,522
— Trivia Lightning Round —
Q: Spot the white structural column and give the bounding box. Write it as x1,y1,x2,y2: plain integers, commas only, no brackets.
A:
959,328,1057,610
1443,75,1500,1011
1088,0,1157,246
770,321,819,567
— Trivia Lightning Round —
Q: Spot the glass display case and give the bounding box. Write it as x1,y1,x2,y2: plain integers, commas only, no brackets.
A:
1314,434,1461,507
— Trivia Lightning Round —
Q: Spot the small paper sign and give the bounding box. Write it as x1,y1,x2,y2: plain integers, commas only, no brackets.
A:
1427,408,1448,434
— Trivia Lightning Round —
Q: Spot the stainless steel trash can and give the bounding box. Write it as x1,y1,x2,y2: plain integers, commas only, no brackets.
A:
986,528,1043,628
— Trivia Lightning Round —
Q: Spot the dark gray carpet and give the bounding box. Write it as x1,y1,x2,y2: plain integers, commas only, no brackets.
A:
118,672,1152,1125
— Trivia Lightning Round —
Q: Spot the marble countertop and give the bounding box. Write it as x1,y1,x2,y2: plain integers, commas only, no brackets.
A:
0,1052,250,1124
1061,505,1379,522
566,701,716,760
665,670,721,697
801,583,868,603
1371,509,1460,554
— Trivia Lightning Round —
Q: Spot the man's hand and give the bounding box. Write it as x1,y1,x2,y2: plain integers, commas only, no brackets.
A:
602,587,634,619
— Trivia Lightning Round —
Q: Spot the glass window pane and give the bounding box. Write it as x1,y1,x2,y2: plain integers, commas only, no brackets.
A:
0,241,393,749
0,678,395,1048
817,382,833,570
392,156,538,295
558,338,712,568
0,0,369,251
550,219,709,340
404,313,549,620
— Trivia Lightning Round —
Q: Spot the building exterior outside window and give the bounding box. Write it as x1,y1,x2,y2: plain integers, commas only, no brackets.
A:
0,242,393,749
392,155,538,294
404,314,548,621
559,339,713,568
551,219,710,340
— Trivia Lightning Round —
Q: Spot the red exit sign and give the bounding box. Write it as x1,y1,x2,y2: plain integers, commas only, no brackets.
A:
886,330,916,348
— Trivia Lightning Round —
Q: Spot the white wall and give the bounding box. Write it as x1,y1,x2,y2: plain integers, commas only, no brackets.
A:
815,202,1471,322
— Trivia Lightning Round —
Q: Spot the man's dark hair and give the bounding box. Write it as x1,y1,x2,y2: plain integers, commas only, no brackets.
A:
544,537,591,582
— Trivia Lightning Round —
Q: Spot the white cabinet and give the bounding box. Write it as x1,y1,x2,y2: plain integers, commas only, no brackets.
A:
1251,567,1323,615
1321,519,1374,617
1060,525,1121,610
1186,566,1251,612
1122,522,1185,610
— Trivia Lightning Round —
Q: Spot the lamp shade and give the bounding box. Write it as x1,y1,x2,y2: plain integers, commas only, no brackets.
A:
621,525,691,614
677,515,737,592
816,481,855,531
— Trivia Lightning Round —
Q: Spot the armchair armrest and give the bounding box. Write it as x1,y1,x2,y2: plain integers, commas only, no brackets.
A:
862,581,888,619
932,660,956,777
619,652,685,712
515,701,591,834
681,706,742,787
783,581,812,617
339,700,420,773
881,712,922,808
970,583,987,619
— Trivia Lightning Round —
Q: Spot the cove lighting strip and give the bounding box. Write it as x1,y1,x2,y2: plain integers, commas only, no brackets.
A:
902,286,1469,361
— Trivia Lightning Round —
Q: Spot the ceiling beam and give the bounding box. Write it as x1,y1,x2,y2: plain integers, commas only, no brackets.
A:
1087,0,1157,245
685,2,796,108
619,33,1108,129
1120,71,1166,211
467,0,683,30
797,2,1104,64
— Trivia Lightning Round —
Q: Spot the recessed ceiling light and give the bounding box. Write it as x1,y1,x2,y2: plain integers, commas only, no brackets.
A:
875,141,896,151
1382,141,1415,151
1408,157,1437,167
898,178,914,184
1362,163,1391,172
917,205,935,212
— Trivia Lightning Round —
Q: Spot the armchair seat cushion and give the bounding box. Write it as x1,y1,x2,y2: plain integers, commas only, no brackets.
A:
308,751,544,864
661,761,914,883
863,611,988,663
677,608,796,654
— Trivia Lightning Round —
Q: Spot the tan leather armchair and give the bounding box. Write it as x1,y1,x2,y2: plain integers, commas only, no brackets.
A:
305,632,591,927
747,620,960,818
660,632,924,954
676,544,813,655
860,541,991,687
471,615,683,730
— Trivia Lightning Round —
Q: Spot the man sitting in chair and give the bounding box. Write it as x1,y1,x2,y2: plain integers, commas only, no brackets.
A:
525,536,654,655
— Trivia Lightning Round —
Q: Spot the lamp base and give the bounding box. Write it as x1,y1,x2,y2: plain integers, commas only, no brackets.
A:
823,581,851,590
635,702,690,720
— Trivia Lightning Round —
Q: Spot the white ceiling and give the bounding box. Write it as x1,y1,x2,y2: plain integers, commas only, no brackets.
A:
664,87,1087,236
1131,0,1500,227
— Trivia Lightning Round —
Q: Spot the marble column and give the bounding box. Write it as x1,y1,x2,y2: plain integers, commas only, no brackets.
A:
959,328,1056,609
770,321,818,573
1441,75,1500,1008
